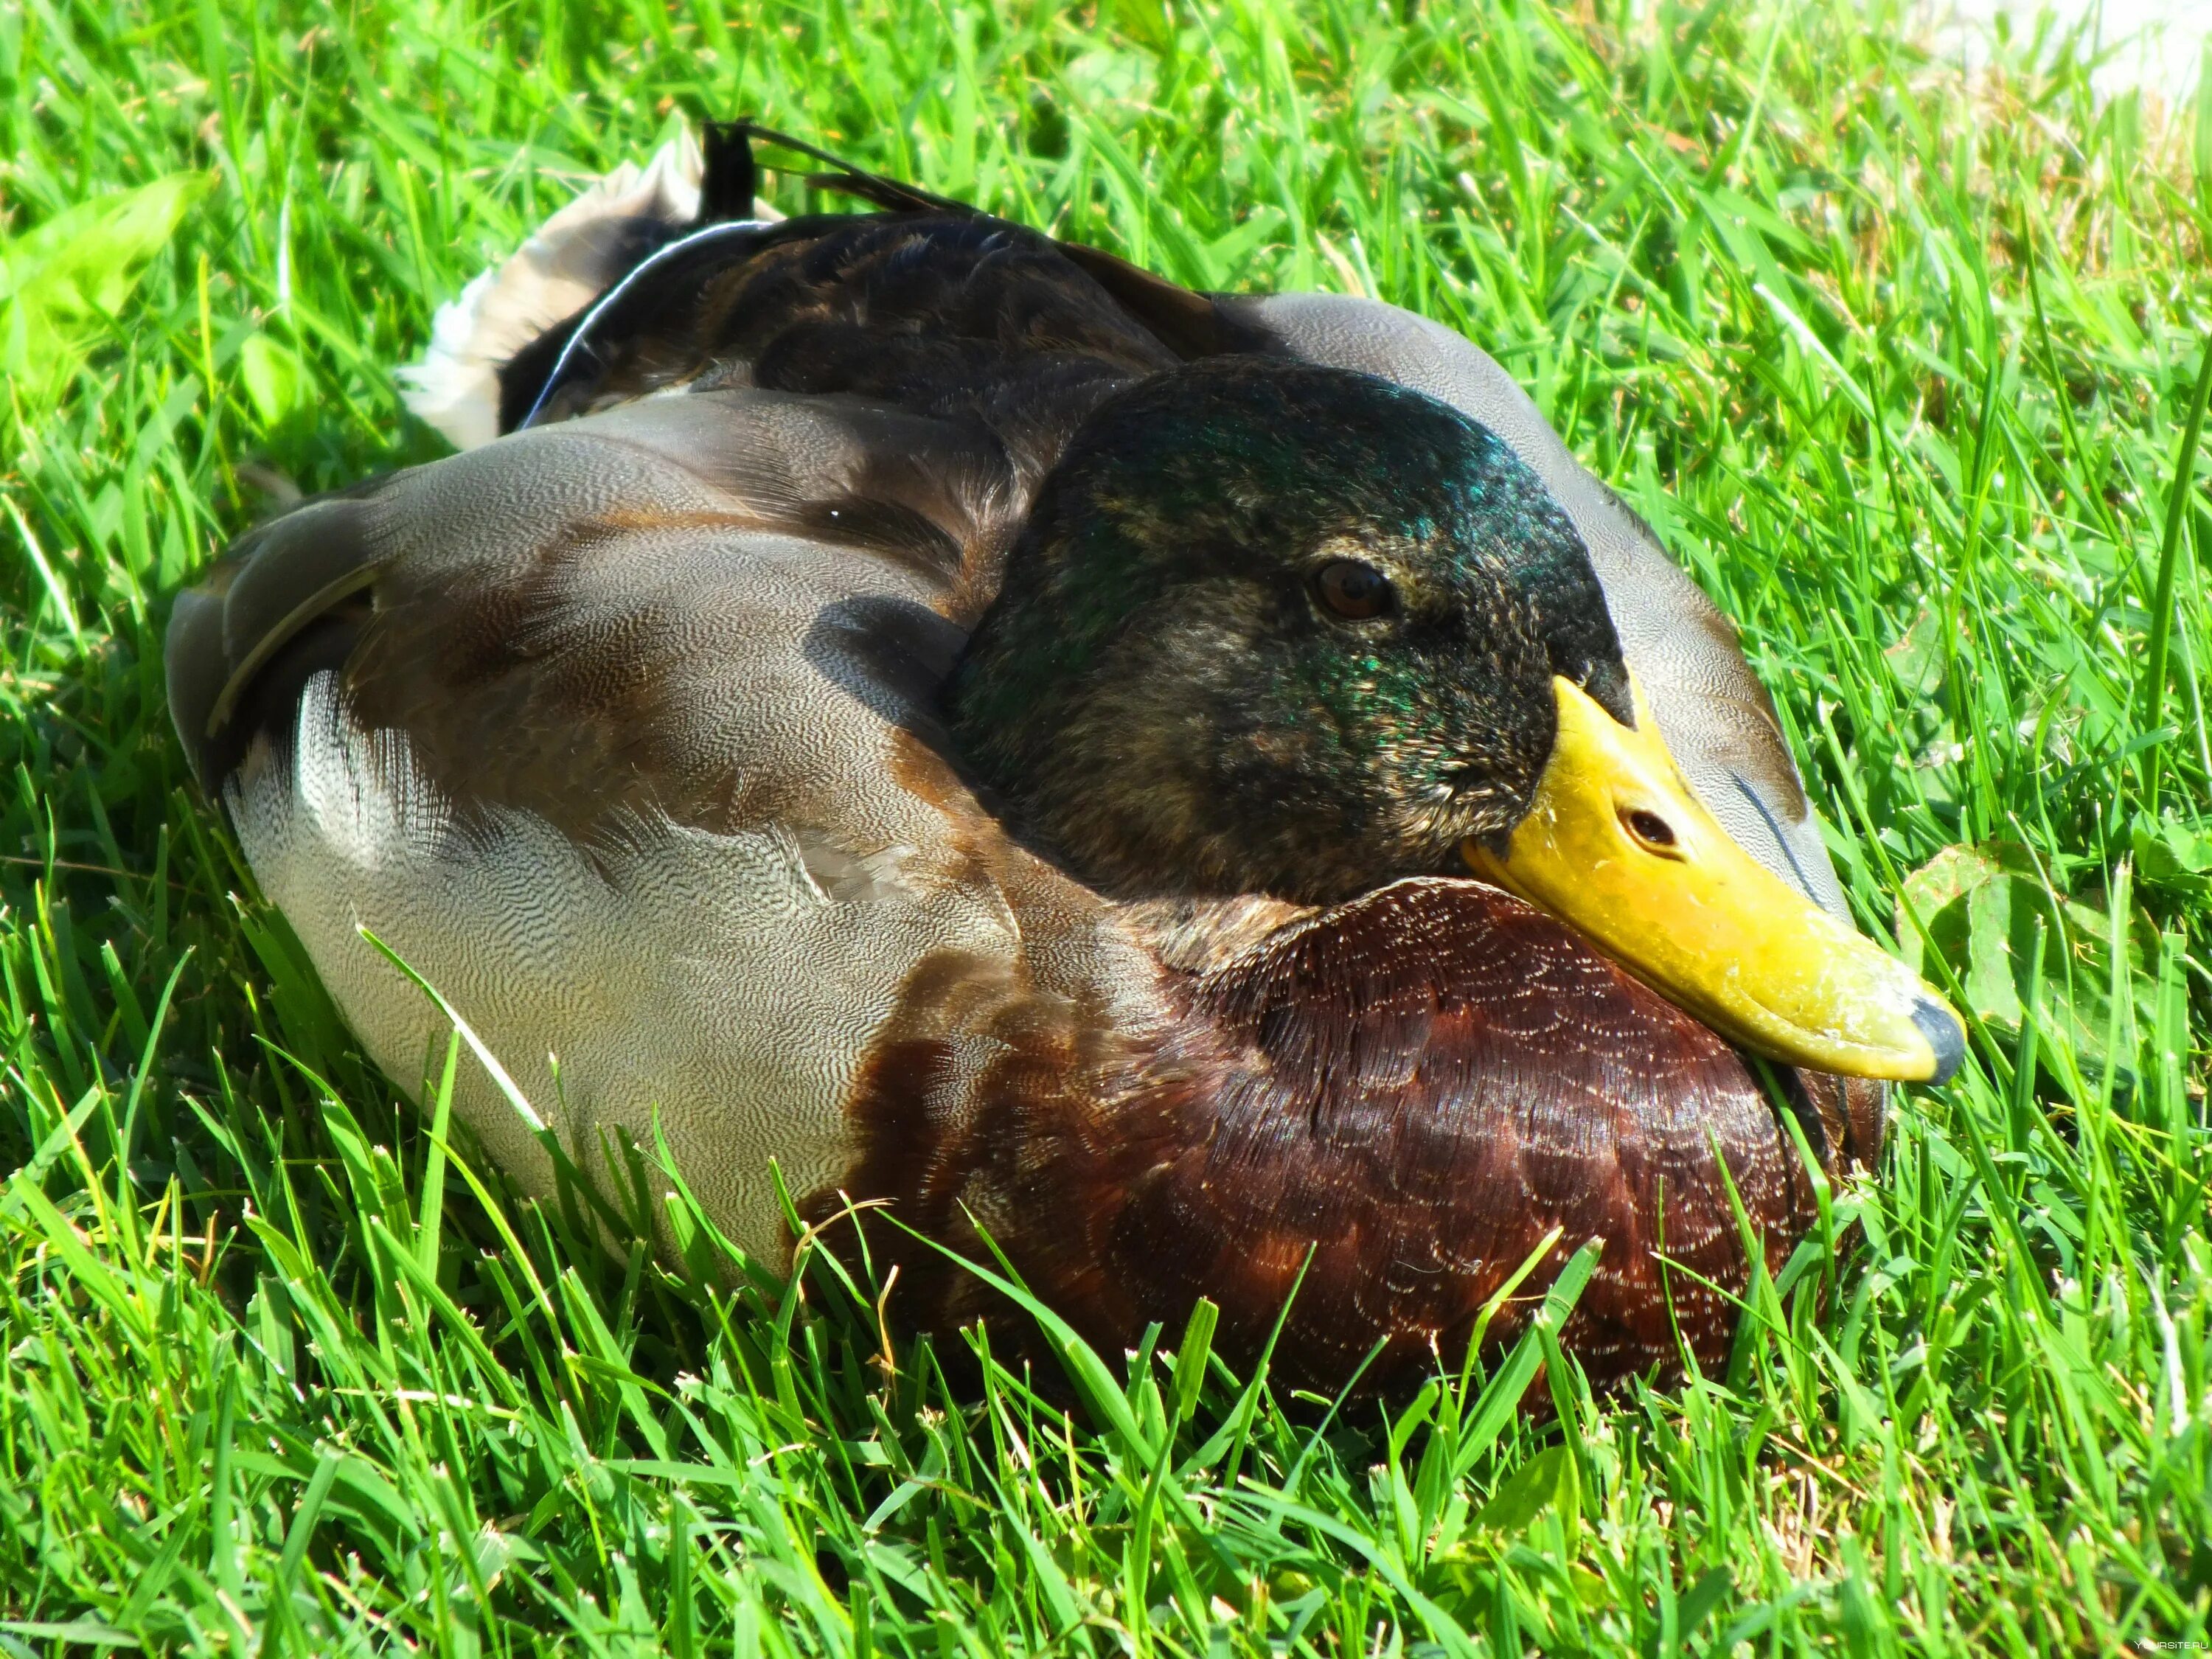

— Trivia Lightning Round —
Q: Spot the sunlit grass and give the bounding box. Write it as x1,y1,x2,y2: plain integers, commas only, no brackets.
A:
1,0,2208,1652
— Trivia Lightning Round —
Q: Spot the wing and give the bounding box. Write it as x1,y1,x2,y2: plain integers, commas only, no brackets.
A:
167,390,1108,1265
1215,292,1851,922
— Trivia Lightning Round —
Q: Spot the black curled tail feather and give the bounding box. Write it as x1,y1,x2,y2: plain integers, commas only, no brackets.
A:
698,121,760,223
715,120,977,218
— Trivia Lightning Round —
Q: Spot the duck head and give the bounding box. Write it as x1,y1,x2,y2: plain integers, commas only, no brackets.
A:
946,358,1964,1084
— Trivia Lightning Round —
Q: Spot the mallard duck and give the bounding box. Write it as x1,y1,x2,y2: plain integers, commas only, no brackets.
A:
167,125,1961,1393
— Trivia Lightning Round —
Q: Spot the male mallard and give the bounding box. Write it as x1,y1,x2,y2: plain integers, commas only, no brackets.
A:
167,126,1961,1392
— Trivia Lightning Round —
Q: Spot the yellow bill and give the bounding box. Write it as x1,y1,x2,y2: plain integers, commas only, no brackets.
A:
1464,674,1964,1083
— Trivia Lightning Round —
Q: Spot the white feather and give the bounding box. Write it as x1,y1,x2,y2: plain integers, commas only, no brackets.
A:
400,130,757,451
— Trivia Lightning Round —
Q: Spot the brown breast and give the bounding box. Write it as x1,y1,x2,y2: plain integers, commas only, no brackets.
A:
815,875,1879,1394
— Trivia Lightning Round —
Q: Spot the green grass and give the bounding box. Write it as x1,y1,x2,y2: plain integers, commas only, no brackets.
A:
3,0,2210,1651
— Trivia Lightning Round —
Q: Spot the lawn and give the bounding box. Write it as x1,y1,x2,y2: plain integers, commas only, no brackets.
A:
3,0,2209,1652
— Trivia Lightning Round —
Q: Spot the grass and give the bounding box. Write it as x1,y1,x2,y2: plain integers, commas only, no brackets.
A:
2,0,2210,1651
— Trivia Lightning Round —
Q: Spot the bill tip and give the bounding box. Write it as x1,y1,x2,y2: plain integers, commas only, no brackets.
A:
1913,995,1966,1085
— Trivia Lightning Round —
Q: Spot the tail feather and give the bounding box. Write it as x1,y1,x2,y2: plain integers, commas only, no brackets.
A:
698,121,761,222
728,121,978,218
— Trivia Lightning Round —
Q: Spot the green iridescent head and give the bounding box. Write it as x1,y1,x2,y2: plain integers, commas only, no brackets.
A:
944,357,1632,905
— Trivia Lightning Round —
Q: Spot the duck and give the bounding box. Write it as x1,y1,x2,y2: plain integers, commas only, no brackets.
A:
166,125,1963,1394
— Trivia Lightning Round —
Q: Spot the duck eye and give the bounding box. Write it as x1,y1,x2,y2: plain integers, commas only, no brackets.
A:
1313,559,1394,620
1622,809,1680,853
